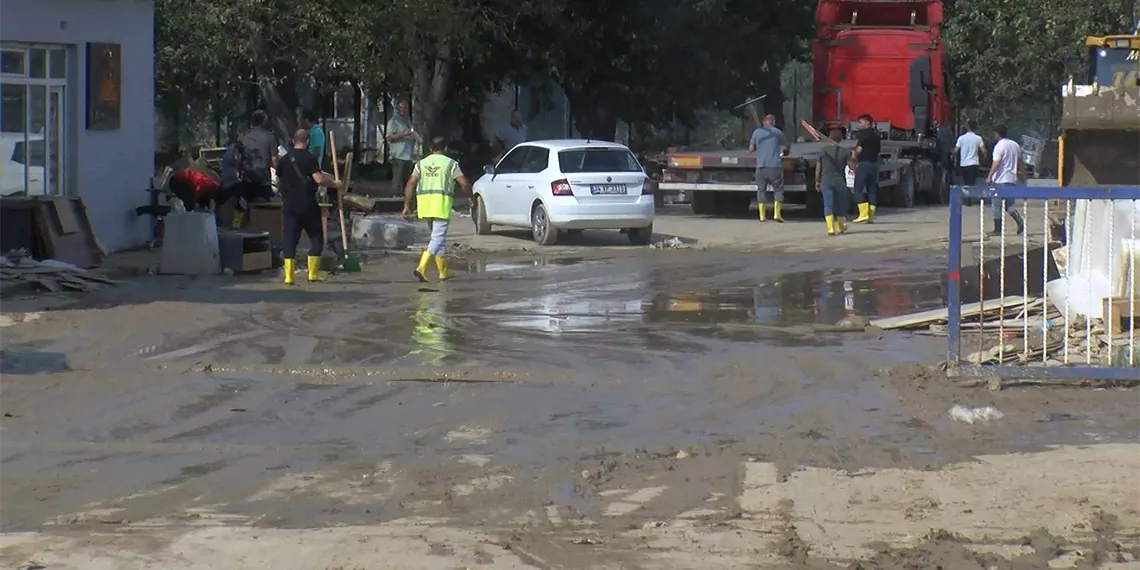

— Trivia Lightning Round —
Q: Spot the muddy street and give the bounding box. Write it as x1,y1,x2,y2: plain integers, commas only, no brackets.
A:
1,245,1138,569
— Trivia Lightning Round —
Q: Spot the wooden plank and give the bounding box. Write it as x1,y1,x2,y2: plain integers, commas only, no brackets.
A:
870,296,1035,331
28,275,63,293
1103,296,1139,338
52,199,81,234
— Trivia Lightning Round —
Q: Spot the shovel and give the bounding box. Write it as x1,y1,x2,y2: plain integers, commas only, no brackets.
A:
328,131,361,272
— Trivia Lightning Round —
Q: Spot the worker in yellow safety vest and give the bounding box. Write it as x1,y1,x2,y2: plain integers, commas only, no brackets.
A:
402,136,471,282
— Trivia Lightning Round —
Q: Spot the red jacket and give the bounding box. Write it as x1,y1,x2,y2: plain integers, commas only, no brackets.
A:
171,168,220,200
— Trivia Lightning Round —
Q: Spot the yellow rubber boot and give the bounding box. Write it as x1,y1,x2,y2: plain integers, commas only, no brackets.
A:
232,210,245,229
836,217,848,234
306,256,325,282
773,201,784,222
868,204,876,224
283,258,296,285
414,250,432,282
757,203,766,222
435,255,450,281
825,215,836,236
853,202,871,223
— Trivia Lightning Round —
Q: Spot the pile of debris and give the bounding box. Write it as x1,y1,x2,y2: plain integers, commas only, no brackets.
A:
0,250,120,295
870,295,1137,369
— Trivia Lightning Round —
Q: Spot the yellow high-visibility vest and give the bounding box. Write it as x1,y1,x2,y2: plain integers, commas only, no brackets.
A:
415,153,458,219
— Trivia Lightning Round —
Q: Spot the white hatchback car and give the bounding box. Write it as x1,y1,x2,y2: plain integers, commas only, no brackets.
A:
471,140,656,245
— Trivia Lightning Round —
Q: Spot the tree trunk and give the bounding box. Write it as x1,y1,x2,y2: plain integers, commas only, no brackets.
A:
759,75,787,130
351,80,362,163
570,87,619,142
254,59,300,142
413,42,454,143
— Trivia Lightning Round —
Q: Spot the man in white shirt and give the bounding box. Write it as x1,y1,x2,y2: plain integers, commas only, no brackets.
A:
493,110,529,156
985,124,1025,236
953,120,986,186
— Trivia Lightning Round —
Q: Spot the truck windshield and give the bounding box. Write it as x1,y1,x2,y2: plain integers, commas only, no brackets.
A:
1093,48,1139,86
558,148,642,173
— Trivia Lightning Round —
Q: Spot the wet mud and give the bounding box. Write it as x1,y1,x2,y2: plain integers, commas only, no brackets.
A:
0,248,1137,569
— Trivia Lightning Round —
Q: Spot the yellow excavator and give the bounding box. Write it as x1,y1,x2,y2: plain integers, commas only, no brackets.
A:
1052,21,1139,242
1058,23,1140,188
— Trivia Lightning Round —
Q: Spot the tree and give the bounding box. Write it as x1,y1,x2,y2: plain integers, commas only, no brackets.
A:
942,0,1132,122
154,0,817,148
536,0,814,141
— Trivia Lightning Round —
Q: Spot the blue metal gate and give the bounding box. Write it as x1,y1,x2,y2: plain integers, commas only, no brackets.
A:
946,184,1140,384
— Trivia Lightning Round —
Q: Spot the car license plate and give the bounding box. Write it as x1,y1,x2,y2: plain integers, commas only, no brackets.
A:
590,184,627,195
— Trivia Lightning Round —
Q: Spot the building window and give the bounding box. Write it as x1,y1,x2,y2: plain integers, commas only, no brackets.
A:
1,43,69,197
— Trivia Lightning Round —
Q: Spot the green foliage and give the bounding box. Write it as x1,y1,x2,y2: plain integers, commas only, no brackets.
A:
154,0,814,139
943,0,1133,116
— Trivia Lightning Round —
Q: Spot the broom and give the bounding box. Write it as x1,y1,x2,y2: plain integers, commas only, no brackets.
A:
328,131,361,272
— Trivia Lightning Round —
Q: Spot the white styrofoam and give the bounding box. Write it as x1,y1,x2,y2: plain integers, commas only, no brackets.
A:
350,214,416,250
1047,199,1140,319
159,212,221,275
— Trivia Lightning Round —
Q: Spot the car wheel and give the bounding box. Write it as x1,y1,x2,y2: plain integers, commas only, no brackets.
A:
627,224,653,246
531,203,559,246
473,196,492,235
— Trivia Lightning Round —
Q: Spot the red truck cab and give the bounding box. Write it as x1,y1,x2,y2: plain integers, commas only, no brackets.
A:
813,0,951,141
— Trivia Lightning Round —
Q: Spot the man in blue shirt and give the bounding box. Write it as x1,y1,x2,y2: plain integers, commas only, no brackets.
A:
749,114,789,222
299,109,326,168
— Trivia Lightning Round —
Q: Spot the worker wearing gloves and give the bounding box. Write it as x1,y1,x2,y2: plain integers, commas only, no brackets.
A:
815,128,849,236
278,128,340,285
402,137,471,282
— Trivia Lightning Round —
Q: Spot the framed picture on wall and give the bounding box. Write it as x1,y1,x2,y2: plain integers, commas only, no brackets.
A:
86,42,121,130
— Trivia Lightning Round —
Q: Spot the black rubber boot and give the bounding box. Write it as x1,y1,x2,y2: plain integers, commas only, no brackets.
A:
987,218,1003,237
1010,209,1025,235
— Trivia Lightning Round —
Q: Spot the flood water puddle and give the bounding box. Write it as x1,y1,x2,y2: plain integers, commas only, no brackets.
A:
473,267,945,335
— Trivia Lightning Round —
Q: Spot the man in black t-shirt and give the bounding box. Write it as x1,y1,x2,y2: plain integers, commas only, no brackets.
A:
277,128,340,285
851,114,882,223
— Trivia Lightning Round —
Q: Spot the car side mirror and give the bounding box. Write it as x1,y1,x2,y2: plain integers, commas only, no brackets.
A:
483,164,495,175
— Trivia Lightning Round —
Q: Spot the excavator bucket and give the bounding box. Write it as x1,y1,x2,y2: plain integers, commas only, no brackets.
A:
1059,37,1140,188
1060,81,1140,187
1051,34,1139,244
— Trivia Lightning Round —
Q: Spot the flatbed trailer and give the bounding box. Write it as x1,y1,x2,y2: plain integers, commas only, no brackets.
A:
661,0,952,216
660,139,942,215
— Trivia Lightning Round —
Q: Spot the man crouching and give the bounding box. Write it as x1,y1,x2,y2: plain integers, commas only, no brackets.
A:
402,137,471,282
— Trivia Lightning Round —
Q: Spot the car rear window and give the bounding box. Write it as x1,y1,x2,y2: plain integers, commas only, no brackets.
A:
558,148,642,173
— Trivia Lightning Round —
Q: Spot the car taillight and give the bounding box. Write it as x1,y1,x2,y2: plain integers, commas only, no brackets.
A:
551,179,573,196
643,175,656,194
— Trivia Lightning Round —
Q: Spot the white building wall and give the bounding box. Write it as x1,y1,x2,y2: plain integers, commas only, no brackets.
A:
1,0,156,252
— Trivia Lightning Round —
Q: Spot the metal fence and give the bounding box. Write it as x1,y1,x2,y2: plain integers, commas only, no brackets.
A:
946,185,1140,385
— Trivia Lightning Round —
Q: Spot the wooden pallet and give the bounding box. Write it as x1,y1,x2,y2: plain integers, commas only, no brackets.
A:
1103,297,1140,338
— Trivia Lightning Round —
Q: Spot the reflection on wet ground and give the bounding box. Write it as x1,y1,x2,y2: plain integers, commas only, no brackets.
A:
2,251,1135,537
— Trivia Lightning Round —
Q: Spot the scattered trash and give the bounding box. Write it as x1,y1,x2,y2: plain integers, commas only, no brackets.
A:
652,237,690,249
1,250,120,295
949,404,1004,424
642,521,666,529
674,449,691,459
570,536,605,545
1036,412,1080,423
